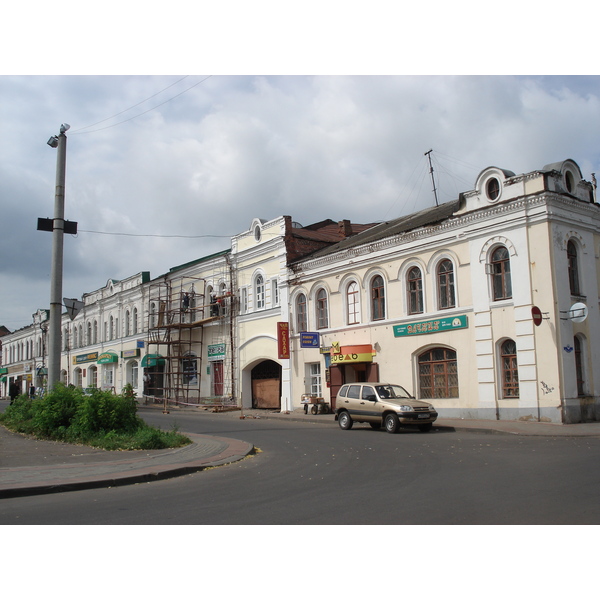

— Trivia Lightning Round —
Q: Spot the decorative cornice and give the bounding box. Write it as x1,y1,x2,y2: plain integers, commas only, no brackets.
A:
296,193,598,273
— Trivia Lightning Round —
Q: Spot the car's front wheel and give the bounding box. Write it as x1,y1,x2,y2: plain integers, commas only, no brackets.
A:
384,413,400,434
338,411,353,430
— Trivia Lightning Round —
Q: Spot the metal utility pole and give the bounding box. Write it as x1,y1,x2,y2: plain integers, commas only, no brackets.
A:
424,149,439,207
46,124,70,390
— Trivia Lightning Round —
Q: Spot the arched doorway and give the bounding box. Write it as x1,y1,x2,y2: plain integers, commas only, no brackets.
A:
251,360,281,409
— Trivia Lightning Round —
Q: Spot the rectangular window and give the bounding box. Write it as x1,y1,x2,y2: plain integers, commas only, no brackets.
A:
271,279,279,307
241,287,248,314
308,363,321,396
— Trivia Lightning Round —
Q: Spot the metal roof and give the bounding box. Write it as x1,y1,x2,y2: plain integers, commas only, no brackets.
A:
296,199,462,262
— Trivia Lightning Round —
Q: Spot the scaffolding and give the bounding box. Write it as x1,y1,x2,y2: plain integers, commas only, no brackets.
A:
144,264,237,409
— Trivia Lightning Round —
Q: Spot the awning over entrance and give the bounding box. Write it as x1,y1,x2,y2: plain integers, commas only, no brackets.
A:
98,351,119,364
141,354,165,368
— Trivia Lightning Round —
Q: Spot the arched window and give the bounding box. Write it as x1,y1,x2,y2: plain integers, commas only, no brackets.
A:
500,339,519,398
418,347,458,399
93,320,98,344
133,308,138,334
74,367,83,388
491,246,512,301
125,310,131,337
255,275,265,310
149,302,157,328
437,260,455,309
219,282,228,316
109,316,114,341
316,288,328,329
407,266,423,314
87,322,92,345
567,240,580,296
371,275,385,321
296,293,307,333
88,365,98,388
73,326,78,349
346,281,360,325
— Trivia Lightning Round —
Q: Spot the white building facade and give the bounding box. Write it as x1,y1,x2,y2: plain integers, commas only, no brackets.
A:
3,158,599,424
287,159,599,423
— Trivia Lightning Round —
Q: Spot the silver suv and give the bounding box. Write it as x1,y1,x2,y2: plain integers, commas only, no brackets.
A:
335,382,438,433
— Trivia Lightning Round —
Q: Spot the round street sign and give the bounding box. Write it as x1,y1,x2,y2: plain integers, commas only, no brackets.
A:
570,302,588,323
532,306,543,326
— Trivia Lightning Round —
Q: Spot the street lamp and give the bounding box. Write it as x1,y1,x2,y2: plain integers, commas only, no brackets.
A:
46,123,70,390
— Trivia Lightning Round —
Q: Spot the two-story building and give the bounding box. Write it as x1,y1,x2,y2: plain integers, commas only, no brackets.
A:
3,158,599,424
287,159,599,423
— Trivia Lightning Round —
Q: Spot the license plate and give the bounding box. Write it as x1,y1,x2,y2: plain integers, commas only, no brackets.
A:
418,413,430,419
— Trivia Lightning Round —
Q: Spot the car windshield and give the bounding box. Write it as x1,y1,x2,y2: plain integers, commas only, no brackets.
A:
375,385,412,399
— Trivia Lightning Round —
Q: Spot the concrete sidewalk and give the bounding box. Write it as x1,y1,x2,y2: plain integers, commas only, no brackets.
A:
185,404,600,437
2,403,600,499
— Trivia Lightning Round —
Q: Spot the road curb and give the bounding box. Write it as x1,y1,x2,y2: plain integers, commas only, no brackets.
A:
0,434,255,500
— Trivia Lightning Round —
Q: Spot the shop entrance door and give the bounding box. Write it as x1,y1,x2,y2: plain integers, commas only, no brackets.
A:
212,361,224,396
330,362,379,410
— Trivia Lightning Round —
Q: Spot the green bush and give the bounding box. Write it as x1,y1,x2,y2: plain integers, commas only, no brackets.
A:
1,383,190,450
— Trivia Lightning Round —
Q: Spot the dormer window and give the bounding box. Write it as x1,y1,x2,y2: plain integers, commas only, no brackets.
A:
254,225,261,242
486,177,500,201
565,170,575,194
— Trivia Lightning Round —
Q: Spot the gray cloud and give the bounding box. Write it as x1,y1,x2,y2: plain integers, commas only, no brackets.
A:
2,75,600,330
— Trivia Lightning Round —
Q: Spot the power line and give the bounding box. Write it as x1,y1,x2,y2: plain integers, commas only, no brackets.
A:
77,229,231,239
70,75,191,133
71,75,212,135
75,228,281,239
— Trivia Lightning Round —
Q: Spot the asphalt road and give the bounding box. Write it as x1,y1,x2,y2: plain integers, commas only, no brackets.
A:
2,409,600,525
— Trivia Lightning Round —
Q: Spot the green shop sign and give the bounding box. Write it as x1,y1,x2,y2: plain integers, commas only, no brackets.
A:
208,343,225,361
393,314,468,337
98,352,119,364
73,352,98,364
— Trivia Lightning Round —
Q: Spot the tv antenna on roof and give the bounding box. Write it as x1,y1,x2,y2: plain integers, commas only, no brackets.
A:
424,149,439,207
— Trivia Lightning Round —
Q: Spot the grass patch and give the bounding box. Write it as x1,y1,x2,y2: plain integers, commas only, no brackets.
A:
0,384,191,451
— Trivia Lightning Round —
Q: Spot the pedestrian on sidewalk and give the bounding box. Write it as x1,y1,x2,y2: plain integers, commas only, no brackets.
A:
9,381,19,404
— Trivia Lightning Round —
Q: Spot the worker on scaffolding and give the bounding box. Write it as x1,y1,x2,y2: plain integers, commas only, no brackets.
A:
210,294,219,317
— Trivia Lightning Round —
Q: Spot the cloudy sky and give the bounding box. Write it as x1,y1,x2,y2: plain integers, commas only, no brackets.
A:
2,4,600,333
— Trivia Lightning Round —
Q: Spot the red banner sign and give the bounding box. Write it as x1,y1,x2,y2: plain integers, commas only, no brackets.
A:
277,322,290,359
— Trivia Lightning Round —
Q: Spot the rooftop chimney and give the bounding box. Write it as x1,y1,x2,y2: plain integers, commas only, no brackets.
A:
338,219,352,238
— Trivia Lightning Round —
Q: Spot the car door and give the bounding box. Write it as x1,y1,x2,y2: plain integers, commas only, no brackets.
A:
342,384,362,420
359,385,380,423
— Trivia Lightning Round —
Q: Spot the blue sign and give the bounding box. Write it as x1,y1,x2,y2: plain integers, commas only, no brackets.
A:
300,332,320,348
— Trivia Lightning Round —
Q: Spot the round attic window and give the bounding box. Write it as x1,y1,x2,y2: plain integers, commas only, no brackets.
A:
254,225,261,242
486,177,501,201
